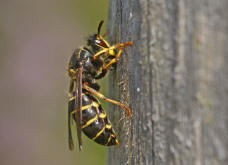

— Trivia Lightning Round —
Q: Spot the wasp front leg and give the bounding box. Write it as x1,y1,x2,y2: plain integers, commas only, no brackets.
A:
93,41,133,60
103,46,125,70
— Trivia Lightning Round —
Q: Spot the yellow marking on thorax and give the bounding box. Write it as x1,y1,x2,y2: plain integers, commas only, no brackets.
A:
81,115,98,129
92,126,105,140
69,69,77,74
92,101,99,107
69,69,77,80
99,113,107,119
77,49,82,58
105,124,112,129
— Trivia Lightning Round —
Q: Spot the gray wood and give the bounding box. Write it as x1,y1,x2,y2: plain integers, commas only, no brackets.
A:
107,0,228,165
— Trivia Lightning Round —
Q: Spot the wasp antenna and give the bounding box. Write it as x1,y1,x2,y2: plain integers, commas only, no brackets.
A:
98,20,104,36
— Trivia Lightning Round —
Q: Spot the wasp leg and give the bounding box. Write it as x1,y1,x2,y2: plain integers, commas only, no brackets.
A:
102,46,125,70
93,41,133,60
83,83,131,117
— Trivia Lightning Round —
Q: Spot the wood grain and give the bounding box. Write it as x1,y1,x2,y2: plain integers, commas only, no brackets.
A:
107,0,228,164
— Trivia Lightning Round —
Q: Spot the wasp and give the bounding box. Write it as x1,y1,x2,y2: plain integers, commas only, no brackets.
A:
68,20,133,150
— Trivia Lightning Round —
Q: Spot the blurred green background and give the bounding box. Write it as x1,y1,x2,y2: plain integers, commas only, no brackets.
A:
0,0,110,165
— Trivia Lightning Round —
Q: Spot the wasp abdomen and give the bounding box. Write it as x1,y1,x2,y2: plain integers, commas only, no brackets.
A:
69,92,119,146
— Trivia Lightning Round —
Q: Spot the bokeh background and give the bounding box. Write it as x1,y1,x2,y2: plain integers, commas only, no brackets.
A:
0,0,109,165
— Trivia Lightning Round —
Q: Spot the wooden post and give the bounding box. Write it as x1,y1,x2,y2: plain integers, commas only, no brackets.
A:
107,0,228,165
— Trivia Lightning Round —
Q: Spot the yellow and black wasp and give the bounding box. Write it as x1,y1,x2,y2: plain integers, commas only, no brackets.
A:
68,20,133,150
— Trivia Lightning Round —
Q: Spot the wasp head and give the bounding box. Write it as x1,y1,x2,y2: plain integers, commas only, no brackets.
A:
87,20,110,52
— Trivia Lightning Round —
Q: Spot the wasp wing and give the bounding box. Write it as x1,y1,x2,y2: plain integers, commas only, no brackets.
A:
74,63,83,150
68,80,75,150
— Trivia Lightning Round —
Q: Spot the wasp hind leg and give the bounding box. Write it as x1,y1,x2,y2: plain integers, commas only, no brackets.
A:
83,84,131,117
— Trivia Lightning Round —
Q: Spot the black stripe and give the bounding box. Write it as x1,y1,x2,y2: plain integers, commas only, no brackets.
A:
82,117,104,139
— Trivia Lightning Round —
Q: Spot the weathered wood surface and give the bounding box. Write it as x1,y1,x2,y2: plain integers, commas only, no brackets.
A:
107,0,228,165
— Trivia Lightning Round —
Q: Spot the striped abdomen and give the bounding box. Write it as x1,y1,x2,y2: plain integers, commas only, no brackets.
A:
68,92,119,146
